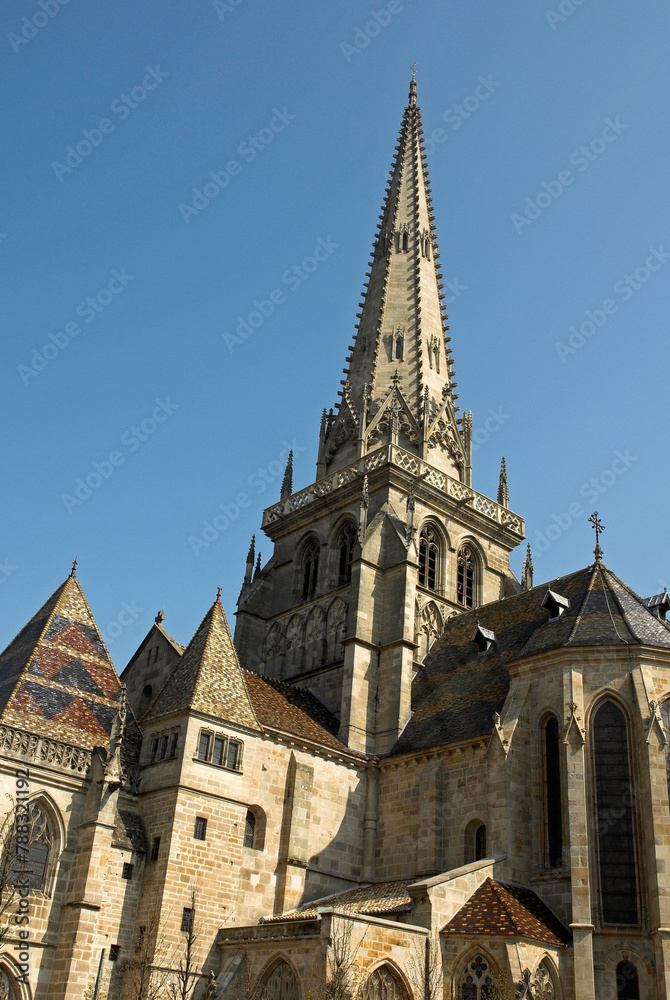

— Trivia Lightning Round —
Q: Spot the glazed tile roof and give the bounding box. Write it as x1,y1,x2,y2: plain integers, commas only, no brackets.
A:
243,671,360,756
442,878,571,946
146,599,261,730
0,576,141,763
263,880,412,922
393,562,670,754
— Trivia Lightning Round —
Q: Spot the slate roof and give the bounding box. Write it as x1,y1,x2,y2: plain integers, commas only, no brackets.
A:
146,599,261,730
393,562,670,754
442,878,571,947
0,576,141,762
262,880,412,922
243,671,360,757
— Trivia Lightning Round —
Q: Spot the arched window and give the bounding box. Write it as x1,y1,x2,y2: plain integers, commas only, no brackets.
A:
302,540,319,601
417,601,442,661
337,523,356,586
394,330,404,361
364,964,410,1000
0,968,21,999
475,824,487,861
244,810,256,848
457,546,475,608
544,716,563,869
616,961,639,1000
8,800,56,893
458,955,496,1000
262,960,299,1000
592,701,638,925
418,526,440,591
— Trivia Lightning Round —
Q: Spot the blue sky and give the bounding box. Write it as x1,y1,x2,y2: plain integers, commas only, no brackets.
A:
2,0,669,668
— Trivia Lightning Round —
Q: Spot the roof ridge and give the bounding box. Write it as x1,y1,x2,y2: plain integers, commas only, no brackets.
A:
487,878,519,934
596,565,637,644
566,565,599,644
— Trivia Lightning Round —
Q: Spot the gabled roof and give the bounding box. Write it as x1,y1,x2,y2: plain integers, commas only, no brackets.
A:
393,562,670,754
146,598,261,730
262,880,412,923
442,878,571,947
0,575,141,761
243,671,362,757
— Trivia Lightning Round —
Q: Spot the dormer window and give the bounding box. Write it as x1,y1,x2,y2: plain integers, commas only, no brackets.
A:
472,624,495,654
542,589,570,620
644,589,670,621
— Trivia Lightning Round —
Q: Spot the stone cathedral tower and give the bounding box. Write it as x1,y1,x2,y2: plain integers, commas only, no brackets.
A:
235,79,525,755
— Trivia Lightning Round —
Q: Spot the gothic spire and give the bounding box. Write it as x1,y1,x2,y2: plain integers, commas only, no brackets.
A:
319,76,468,483
497,457,509,508
521,543,533,591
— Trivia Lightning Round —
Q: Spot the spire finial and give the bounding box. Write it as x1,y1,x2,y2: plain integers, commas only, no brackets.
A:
521,542,534,591
589,511,605,563
497,457,509,508
280,450,294,500
254,553,262,580
408,67,417,106
216,587,222,604
70,556,78,578
411,61,417,81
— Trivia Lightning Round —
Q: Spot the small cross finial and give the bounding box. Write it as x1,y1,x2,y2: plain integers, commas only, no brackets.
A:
391,369,401,387
215,587,222,603
70,556,78,578
411,62,417,81
589,511,605,562
155,609,165,625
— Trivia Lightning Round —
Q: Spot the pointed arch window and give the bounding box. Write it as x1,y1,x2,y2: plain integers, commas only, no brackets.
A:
394,329,404,361
7,800,56,893
0,969,20,1000
418,526,440,591
458,955,496,1000
457,546,475,608
364,965,410,1000
474,824,487,861
544,715,563,869
244,810,255,848
592,701,639,925
337,523,356,586
302,540,320,601
262,960,299,1000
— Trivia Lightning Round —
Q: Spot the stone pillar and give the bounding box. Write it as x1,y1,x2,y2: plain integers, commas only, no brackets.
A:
416,759,445,876
274,753,314,915
563,666,595,1000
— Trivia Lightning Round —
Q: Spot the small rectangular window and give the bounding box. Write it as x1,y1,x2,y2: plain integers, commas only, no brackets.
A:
121,862,134,880
158,735,169,760
226,740,241,771
193,816,207,841
181,908,193,933
197,732,211,761
212,736,226,766
169,732,179,758
150,837,161,862
109,945,120,962
151,737,159,763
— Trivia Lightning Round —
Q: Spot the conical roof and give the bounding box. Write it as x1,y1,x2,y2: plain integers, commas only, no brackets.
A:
0,575,140,756
321,78,467,479
146,596,261,729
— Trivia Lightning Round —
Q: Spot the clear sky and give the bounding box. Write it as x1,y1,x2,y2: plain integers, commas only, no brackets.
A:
2,0,669,669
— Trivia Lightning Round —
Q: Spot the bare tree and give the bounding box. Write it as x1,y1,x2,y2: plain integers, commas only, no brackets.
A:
168,891,202,1000
121,903,174,1000
407,937,442,1000
308,918,361,1000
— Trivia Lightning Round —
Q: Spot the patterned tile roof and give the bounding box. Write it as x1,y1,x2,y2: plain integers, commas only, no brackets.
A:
243,671,361,756
263,880,412,922
146,599,261,730
0,576,141,763
442,878,571,946
393,562,670,754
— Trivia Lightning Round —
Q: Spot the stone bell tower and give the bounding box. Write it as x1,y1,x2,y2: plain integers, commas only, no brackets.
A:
235,77,525,755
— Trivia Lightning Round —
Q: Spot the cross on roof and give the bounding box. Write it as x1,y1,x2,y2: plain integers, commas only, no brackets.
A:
589,511,605,562
411,62,417,81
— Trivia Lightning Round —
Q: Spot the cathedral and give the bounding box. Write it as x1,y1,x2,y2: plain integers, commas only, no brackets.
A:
1,77,669,1000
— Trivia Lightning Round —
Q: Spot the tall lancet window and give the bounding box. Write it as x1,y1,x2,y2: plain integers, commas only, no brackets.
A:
394,329,404,361
337,523,356,586
457,546,475,608
544,716,563,869
418,526,439,591
593,701,639,925
302,540,319,601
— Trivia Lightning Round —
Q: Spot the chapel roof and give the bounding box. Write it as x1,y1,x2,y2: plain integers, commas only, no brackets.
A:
392,561,670,754
262,880,412,923
442,878,571,947
0,574,141,763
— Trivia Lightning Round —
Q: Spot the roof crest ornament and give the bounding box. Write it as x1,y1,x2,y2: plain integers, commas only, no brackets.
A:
70,556,78,578
589,511,605,563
